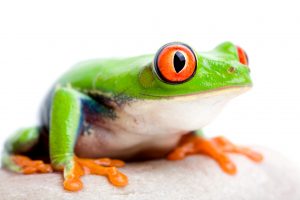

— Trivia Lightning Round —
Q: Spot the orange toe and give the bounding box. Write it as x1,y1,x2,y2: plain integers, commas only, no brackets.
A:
106,167,128,187
64,177,83,192
167,143,196,160
212,136,263,162
90,158,125,168
195,137,238,174
11,155,53,174
167,134,263,175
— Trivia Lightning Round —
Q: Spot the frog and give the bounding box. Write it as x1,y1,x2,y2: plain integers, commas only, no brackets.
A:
1,42,263,192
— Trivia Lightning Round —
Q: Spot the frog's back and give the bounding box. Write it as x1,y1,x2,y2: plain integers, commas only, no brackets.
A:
57,55,153,92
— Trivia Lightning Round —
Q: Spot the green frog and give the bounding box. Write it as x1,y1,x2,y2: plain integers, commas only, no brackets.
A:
1,42,263,192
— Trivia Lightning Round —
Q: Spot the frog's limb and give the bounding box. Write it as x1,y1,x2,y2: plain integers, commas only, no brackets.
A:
1,127,52,173
167,132,263,174
50,87,127,192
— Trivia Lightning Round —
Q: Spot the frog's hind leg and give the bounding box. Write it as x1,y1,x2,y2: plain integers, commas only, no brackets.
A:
1,127,53,174
167,131,263,174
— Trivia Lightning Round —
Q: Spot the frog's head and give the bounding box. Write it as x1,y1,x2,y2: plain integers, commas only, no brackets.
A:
132,42,252,132
139,41,251,98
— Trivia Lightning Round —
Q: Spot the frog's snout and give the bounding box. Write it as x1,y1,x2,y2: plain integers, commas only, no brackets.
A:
226,45,250,76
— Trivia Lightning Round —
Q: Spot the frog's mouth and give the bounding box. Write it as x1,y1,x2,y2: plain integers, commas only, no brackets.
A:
141,85,252,100
172,85,252,100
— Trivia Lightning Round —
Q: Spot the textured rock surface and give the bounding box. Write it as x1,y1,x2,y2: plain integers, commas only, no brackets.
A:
0,147,300,200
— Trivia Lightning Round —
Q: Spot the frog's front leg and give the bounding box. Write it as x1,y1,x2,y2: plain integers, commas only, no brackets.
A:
167,131,263,174
50,87,128,192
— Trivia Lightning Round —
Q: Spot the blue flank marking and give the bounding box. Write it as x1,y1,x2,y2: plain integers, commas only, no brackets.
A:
81,98,116,119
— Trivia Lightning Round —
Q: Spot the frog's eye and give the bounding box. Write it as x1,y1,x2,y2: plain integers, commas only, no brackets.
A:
236,46,249,66
154,42,197,84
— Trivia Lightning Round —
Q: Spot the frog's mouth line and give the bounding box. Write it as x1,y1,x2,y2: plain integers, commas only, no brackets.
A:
140,85,252,99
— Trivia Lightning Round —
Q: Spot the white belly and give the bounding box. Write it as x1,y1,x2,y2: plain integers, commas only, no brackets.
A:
75,86,250,159
108,86,250,136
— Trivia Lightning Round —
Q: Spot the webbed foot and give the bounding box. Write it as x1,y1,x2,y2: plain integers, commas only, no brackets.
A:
63,157,128,192
11,155,53,174
167,134,263,174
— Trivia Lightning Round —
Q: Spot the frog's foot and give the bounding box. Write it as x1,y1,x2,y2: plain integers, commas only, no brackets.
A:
11,155,53,174
63,156,128,192
167,134,263,174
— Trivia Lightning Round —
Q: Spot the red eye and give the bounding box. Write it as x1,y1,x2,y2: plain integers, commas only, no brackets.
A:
154,42,197,84
236,46,249,66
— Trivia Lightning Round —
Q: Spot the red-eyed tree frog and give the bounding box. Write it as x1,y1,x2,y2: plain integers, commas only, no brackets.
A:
1,42,263,192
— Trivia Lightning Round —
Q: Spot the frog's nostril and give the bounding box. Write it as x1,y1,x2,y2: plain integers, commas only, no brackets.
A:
227,66,236,74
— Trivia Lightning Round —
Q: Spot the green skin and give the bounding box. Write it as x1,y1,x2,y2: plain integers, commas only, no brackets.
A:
2,42,251,183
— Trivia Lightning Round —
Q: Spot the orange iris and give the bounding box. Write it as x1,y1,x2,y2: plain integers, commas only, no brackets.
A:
236,46,249,66
154,43,197,83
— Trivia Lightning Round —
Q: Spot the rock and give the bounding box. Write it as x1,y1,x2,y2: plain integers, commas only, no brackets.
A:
0,147,300,200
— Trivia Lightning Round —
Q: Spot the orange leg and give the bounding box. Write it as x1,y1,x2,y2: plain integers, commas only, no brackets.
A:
63,156,128,192
167,134,263,175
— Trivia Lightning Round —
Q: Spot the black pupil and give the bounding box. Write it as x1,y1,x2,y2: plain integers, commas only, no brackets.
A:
173,51,186,73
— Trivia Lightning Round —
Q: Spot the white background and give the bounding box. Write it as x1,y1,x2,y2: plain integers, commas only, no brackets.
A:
0,0,299,167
